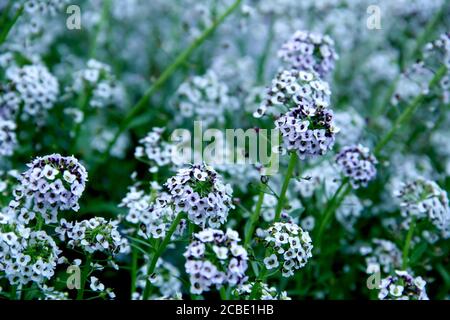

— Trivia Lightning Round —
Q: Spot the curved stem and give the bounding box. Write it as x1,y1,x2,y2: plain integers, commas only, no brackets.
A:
130,244,138,299
274,153,298,222
71,85,92,155
142,211,184,300
97,0,242,164
402,219,416,270
0,4,23,46
374,65,447,156
316,181,350,246
76,254,92,300
244,186,265,247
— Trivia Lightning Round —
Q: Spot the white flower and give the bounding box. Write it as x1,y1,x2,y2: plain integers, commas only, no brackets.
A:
263,254,279,270
90,277,105,292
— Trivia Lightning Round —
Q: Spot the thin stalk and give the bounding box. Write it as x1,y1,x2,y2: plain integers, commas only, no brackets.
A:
98,0,242,164
219,287,228,300
142,211,184,300
249,267,268,299
9,285,17,300
0,5,23,46
274,153,298,222
89,0,111,58
71,85,92,154
374,65,447,156
76,254,92,300
316,181,351,246
130,244,139,299
256,15,274,84
244,186,265,247
401,219,416,270
374,4,446,117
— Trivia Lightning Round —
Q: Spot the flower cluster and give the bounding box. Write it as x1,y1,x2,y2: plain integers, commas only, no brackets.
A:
68,59,124,109
336,194,363,232
336,145,377,189
0,119,17,157
163,164,234,228
172,70,238,126
235,282,291,300
10,154,88,223
0,216,61,285
184,228,248,294
56,217,129,255
24,0,69,16
120,184,186,240
254,69,332,118
363,239,403,274
378,270,428,300
333,109,365,146
424,32,450,102
134,259,182,299
394,178,450,237
276,105,338,159
391,61,434,106
1,64,59,123
134,128,175,173
278,30,338,77
261,222,313,277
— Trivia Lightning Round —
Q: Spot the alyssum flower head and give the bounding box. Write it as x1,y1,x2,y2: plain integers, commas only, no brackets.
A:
394,178,450,238
163,163,234,228
184,228,248,294
278,30,338,77
56,217,129,256
120,184,186,240
0,215,61,286
254,69,331,118
276,105,338,159
134,127,175,173
335,145,377,189
235,282,291,300
2,64,59,122
262,222,313,277
378,270,428,300
0,118,17,157
10,154,88,223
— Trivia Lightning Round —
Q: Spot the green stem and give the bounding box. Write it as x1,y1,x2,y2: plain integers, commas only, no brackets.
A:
0,5,23,46
374,65,447,156
130,244,139,299
142,211,184,300
219,286,228,300
401,219,416,270
71,85,92,155
374,5,446,117
256,15,274,84
89,0,111,58
9,285,17,300
316,181,351,246
274,153,298,222
76,255,92,300
244,186,265,247
249,267,268,300
98,0,242,164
